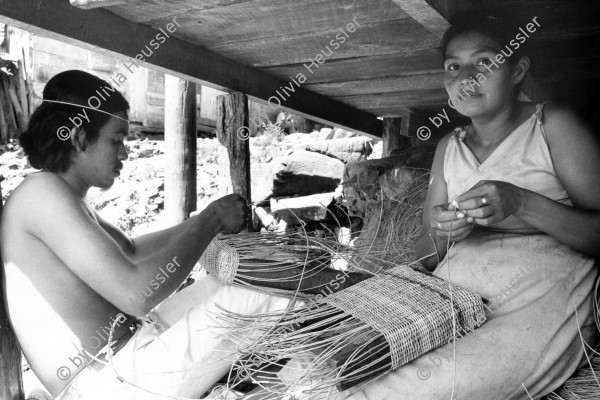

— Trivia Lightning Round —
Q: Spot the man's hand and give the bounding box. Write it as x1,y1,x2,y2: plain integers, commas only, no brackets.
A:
451,180,525,227
207,194,249,234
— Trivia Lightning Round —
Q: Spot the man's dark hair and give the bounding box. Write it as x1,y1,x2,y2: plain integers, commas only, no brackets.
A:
440,11,532,64
20,70,130,173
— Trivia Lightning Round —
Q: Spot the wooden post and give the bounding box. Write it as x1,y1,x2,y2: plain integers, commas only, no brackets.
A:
216,93,251,219
129,67,148,126
382,117,410,157
164,75,197,224
0,177,25,400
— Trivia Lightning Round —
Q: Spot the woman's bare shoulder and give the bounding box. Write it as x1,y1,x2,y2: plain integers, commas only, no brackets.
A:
541,102,593,139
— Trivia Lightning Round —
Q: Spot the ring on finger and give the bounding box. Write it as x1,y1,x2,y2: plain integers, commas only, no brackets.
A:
437,222,442,229
481,196,487,205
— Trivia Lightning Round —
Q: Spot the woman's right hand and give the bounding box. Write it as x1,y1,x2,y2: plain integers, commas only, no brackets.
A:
430,203,473,242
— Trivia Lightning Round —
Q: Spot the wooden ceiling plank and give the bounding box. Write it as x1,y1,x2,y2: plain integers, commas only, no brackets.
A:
0,0,382,137
304,73,443,97
141,0,409,44
390,0,449,38
203,21,438,68
332,89,449,112
263,51,443,84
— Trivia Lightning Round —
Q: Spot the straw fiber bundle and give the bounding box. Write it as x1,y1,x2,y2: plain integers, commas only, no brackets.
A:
545,353,600,399
346,171,430,273
218,263,486,398
545,277,600,399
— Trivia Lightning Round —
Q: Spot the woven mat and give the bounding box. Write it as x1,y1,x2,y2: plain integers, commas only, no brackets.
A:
321,264,486,369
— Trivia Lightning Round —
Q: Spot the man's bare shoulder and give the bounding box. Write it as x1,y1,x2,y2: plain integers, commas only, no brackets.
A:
3,172,83,230
8,172,72,201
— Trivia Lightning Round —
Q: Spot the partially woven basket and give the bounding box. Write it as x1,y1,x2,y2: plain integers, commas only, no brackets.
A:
220,263,486,397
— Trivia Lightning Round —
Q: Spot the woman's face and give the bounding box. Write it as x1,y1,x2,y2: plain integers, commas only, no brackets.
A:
443,31,520,118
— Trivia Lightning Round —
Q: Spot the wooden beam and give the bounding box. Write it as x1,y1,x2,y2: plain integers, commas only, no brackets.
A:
382,117,410,157
391,0,450,39
216,93,251,206
0,179,25,400
164,75,197,223
70,0,128,9
0,0,382,137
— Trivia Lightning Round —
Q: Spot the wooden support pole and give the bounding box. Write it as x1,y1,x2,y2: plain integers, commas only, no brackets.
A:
129,67,148,126
216,93,251,217
382,117,410,157
164,75,197,224
0,178,25,400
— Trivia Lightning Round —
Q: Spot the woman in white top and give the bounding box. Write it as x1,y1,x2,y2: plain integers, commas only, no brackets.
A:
343,12,600,400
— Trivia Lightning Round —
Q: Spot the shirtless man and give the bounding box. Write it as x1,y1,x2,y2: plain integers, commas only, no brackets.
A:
0,70,249,398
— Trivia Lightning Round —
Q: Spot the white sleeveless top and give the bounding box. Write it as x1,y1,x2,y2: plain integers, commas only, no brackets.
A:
428,102,598,398
444,102,571,232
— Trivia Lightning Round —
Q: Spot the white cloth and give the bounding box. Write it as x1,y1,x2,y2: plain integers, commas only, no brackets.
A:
56,275,294,400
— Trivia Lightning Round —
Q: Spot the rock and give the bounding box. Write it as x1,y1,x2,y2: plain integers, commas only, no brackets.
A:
369,140,383,159
270,192,335,225
319,127,334,140
332,128,356,139
137,149,154,158
269,151,344,197
305,136,373,163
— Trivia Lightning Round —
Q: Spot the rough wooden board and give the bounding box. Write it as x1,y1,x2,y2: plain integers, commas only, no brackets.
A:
106,0,252,24
391,0,449,38
263,51,443,85
0,0,382,137
304,73,444,97
332,89,449,114
205,21,437,68
140,0,410,44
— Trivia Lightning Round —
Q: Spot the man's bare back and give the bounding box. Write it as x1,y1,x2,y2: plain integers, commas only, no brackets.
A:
1,172,136,395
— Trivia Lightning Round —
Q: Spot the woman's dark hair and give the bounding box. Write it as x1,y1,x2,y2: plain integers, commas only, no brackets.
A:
440,11,531,64
20,70,129,173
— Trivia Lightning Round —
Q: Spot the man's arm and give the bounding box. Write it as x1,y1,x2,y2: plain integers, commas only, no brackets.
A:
22,174,245,317
94,212,195,264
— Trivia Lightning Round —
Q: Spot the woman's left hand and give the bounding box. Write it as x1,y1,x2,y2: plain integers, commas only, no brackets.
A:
450,180,527,226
